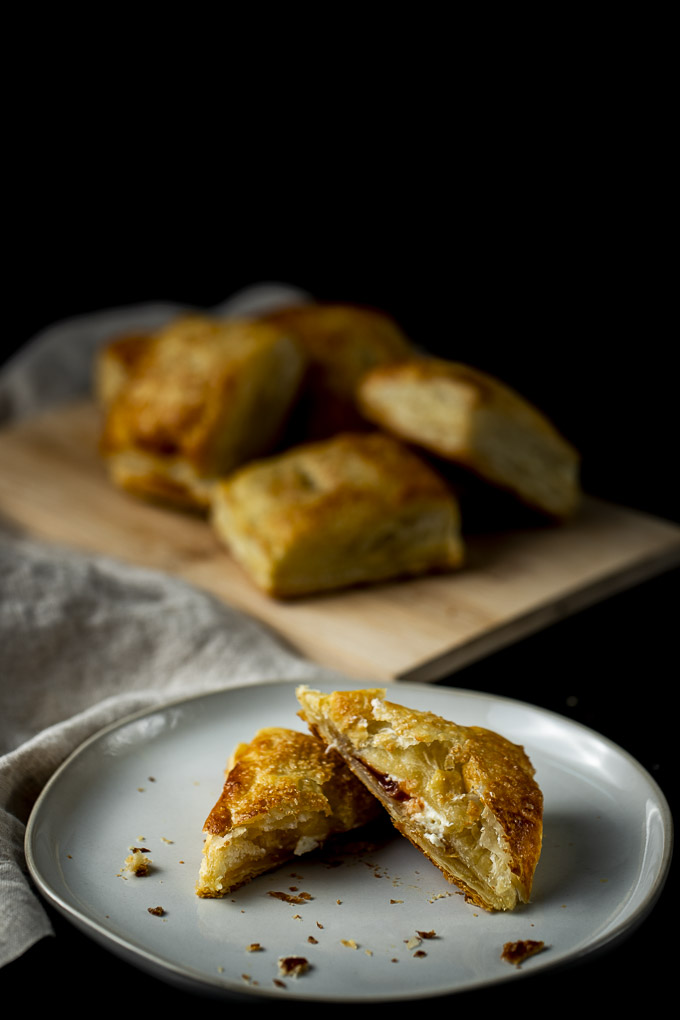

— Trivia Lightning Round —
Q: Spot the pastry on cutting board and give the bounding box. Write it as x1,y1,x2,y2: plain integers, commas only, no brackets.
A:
357,357,580,519
94,331,155,408
100,314,306,510
296,685,543,911
196,726,381,897
210,430,464,597
261,302,415,438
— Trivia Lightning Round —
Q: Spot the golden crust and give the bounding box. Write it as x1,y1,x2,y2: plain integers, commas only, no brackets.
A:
295,686,543,911
262,303,414,438
100,314,306,509
94,331,154,408
196,727,380,898
358,357,580,519
210,431,464,597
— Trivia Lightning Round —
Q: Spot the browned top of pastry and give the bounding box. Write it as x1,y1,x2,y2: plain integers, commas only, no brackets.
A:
203,726,379,836
263,303,413,387
262,303,414,437
450,723,544,899
101,314,304,472
94,332,155,408
213,430,459,544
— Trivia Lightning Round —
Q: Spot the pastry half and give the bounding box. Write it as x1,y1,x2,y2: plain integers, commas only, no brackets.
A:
262,302,415,438
196,726,380,898
358,357,580,519
296,686,543,911
100,314,306,509
211,431,464,597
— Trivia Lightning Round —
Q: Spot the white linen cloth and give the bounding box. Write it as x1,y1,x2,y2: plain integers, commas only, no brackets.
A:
0,282,347,969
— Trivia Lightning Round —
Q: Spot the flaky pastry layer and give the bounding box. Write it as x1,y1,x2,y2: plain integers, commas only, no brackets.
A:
358,357,580,519
196,727,380,898
262,302,415,438
296,686,543,911
211,431,464,597
100,314,305,509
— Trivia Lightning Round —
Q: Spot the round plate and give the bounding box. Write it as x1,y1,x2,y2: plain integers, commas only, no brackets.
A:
25,678,672,1002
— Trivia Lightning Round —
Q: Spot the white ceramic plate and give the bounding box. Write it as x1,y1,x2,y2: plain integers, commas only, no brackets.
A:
25,679,672,1002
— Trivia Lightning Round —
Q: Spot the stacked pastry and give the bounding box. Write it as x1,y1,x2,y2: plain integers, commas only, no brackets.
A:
97,301,580,597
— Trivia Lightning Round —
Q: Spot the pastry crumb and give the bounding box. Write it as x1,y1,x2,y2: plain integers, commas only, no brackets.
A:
124,848,152,876
268,890,312,904
277,956,309,978
417,930,437,939
247,943,263,952
501,939,547,967
341,939,358,949
147,905,165,916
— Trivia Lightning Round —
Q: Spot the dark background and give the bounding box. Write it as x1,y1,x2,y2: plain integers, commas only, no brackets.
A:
2,171,676,1003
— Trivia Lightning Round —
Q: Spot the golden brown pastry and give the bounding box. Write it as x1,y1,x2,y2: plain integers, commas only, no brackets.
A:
196,726,381,898
296,686,543,911
211,431,464,597
94,331,155,409
100,314,306,509
358,357,580,519
261,303,415,438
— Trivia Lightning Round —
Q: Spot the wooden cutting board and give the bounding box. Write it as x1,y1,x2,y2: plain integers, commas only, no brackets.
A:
1,401,679,683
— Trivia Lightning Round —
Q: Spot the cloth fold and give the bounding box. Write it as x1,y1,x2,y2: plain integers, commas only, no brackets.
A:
0,282,341,969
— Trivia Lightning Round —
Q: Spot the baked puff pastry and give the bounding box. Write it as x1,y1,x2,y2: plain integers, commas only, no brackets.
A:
94,331,155,408
100,314,305,510
196,727,381,898
296,686,543,912
261,303,415,438
358,357,580,519
211,431,464,597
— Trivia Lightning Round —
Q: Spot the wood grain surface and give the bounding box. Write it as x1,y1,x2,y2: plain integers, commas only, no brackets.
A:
2,400,679,682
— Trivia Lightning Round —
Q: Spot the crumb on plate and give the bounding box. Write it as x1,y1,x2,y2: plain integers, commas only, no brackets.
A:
501,939,547,967
125,848,152,876
277,956,309,978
